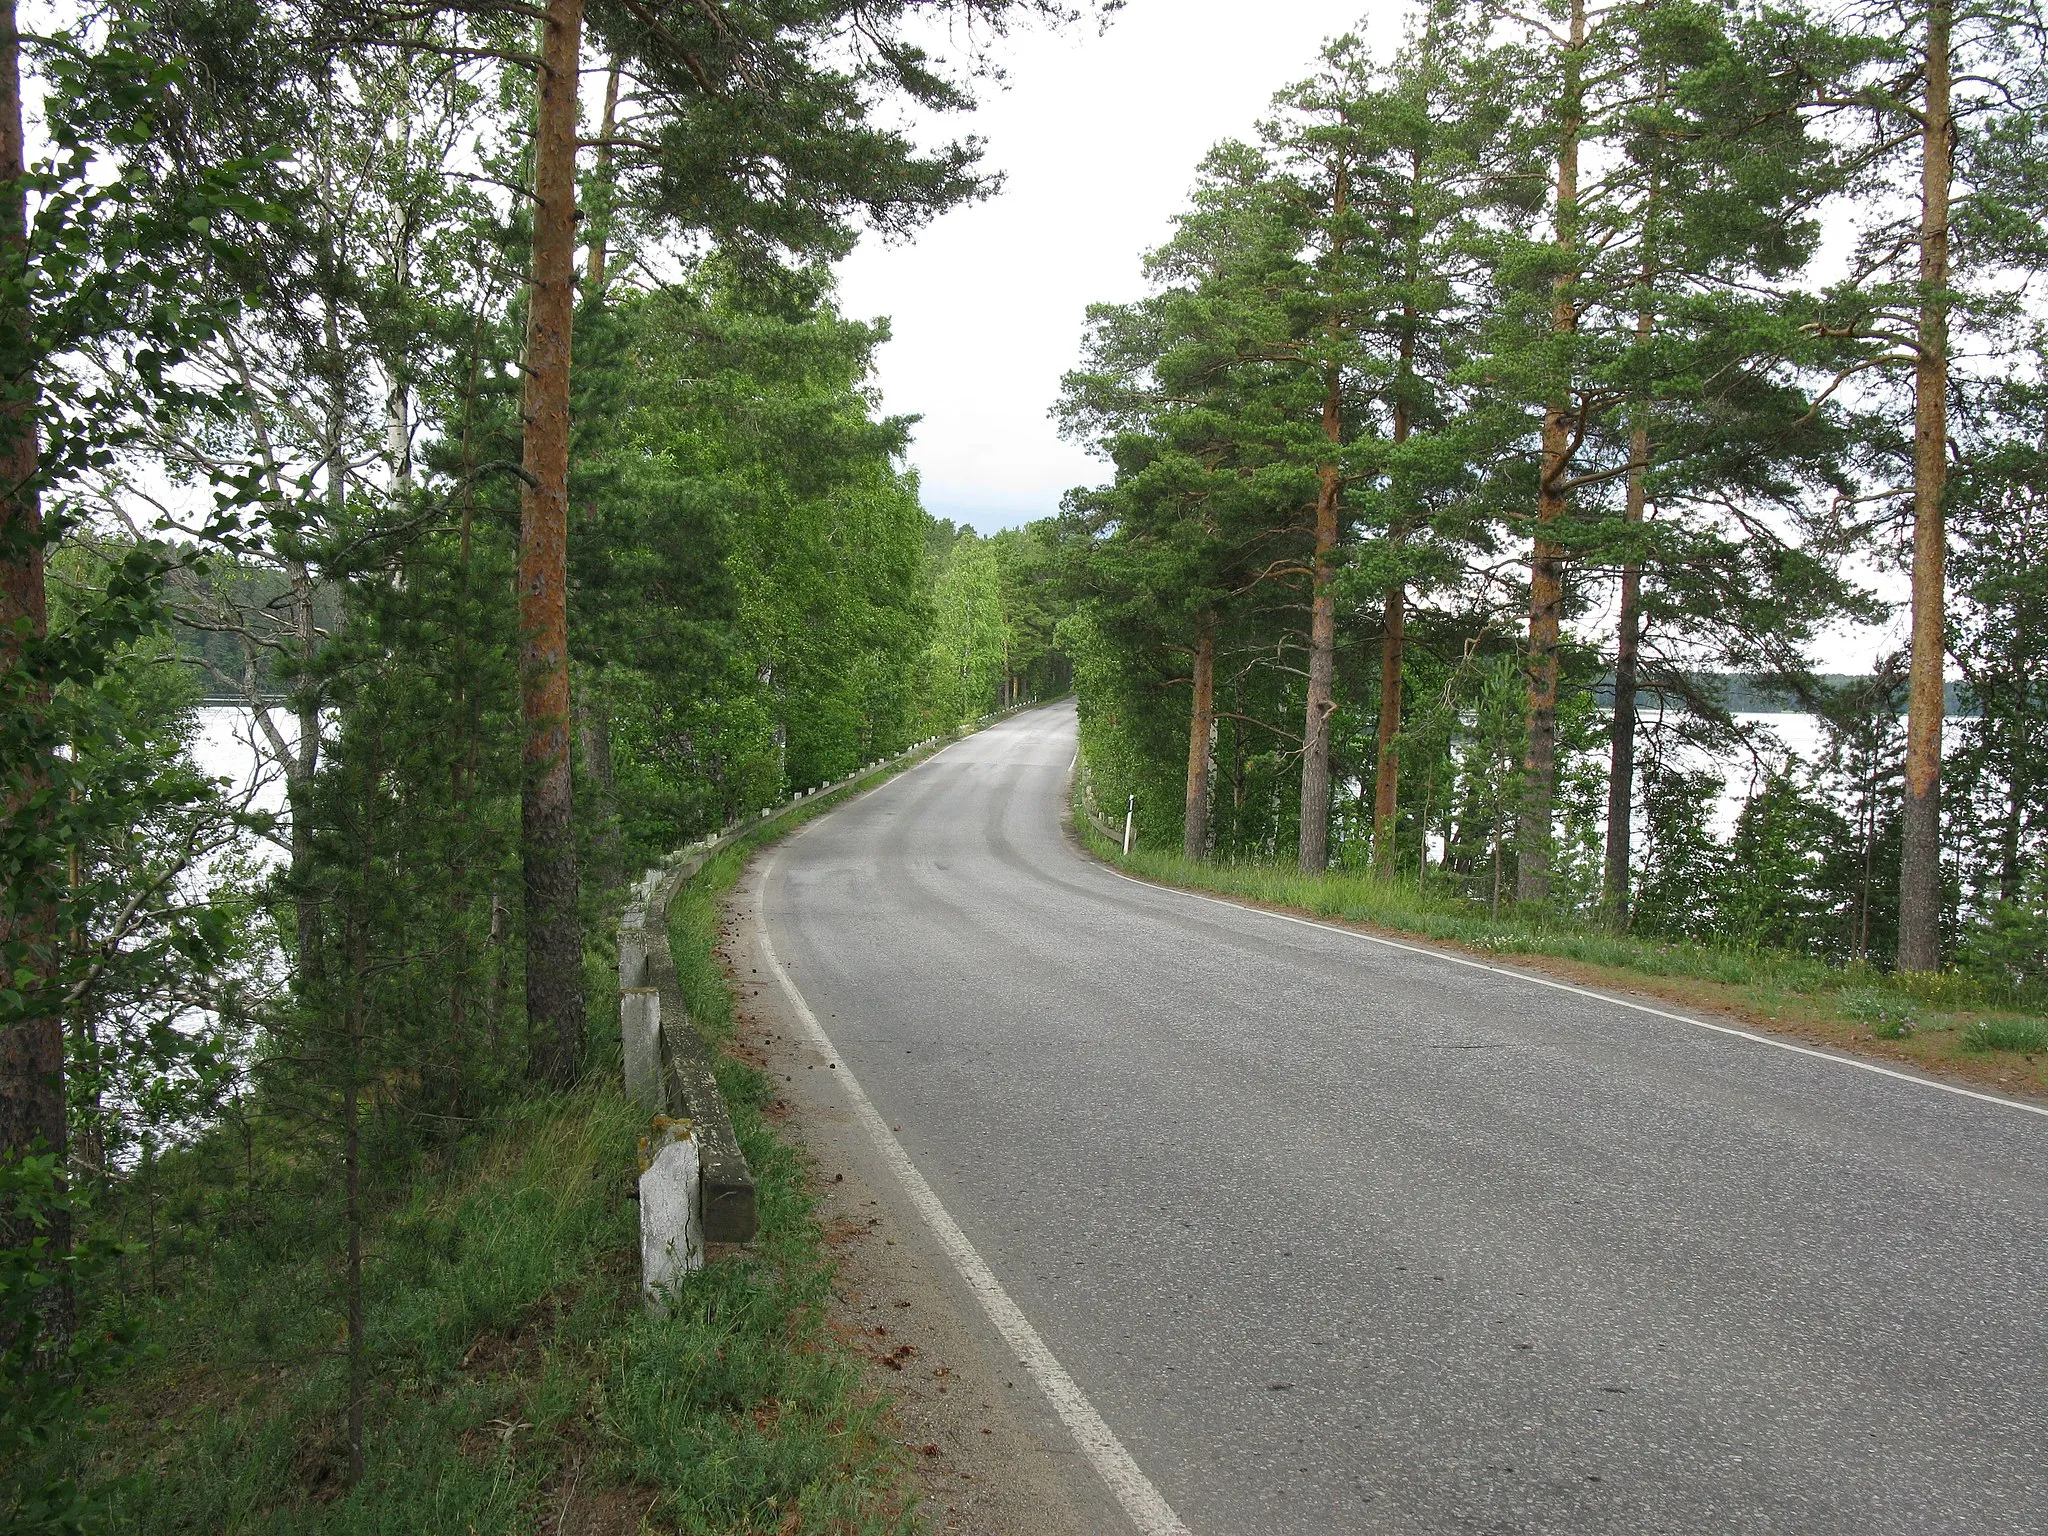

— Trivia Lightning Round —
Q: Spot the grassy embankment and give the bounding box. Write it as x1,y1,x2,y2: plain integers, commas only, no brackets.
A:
1074,800,2048,1100
81,790,929,1533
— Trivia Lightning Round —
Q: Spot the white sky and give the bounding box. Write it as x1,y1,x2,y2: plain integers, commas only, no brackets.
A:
835,0,1409,533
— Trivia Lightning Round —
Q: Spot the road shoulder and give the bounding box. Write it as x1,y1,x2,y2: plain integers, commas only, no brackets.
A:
720,855,1135,1536
1065,813,2048,1110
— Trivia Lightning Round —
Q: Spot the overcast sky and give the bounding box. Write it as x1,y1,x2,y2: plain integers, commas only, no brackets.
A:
833,0,1905,674
835,0,1408,534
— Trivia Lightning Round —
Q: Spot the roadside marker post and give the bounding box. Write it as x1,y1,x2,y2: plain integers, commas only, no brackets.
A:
1123,795,1135,856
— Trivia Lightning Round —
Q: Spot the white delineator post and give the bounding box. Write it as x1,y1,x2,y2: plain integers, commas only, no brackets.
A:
1123,794,1136,856
639,1118,703,1305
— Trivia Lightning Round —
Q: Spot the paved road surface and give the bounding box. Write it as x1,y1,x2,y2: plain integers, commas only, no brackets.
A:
758,702,2047,1534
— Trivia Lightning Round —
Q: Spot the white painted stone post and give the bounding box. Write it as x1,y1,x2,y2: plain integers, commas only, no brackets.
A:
621,986,662,1114
638,1119,702,1306
619,928,648,992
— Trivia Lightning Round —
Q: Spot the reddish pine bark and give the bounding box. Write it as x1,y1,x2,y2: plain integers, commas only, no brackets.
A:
0,0,63,1231
1517,0,1586,906
1898,0,1951,972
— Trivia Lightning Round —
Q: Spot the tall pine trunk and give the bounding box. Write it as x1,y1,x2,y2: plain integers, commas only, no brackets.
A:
1999,716,2026,903
1604,224,1656,925
1898,0,1950,972
1300,362,1342,872
520,0,588,1082
1371,222,1419,876
1184,620,1215,860
1517,0,1585,906
0,0,66,1349
1603,428,1645,922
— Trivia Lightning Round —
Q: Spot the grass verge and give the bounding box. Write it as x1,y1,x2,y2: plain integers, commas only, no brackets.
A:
83,1070,913,1536
76,769,950,1534
1074,800,2048,1102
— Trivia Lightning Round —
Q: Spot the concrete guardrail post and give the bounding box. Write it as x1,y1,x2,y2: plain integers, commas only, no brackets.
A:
638,1118,702,1307
619,695,1062,1304
621,986,662,1114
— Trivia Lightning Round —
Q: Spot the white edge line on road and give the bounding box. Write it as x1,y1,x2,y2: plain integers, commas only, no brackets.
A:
1091,859,2048,1122
758,847,1192,1536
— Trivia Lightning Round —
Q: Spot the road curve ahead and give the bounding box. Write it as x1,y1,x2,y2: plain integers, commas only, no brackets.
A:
760,702,2047,1535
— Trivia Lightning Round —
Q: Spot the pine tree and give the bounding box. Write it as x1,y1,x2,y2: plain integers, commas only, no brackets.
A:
1299,15,1528,874
1816,0,2048,967
1948,366,2048,923
1469,0,1857,907
1061,141,1323,861
309,0,1098,1078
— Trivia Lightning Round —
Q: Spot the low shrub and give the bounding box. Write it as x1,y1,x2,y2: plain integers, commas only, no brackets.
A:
1839,989,1918,1039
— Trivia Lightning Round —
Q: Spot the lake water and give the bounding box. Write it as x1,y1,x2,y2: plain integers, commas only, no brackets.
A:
187,705,1865,866
193,705,296,869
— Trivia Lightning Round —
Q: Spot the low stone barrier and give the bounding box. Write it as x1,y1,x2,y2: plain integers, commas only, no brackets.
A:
619,697,1046,1304
1076,760,1130,848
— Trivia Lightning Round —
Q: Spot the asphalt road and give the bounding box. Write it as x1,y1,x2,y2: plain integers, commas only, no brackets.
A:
758,701,2048,1534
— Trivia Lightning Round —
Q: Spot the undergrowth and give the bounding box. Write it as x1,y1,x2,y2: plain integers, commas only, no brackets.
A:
78,811,922,1534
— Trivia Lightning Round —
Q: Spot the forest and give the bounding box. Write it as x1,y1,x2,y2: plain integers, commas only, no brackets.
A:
6,0,2048,1526
0,0,1072,1527
1060,0,2048,986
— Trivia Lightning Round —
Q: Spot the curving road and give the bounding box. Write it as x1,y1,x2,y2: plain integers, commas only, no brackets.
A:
757,702,2047,1534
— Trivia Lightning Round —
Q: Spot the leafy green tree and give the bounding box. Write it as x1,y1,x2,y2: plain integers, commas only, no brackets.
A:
1810,666,1908,964
1,13,280,1521
1628,756,1728,936
990,521,1071,704
1715,766,1854,953
577,278,931,839
1060,141,1321,859
925,531,1008,727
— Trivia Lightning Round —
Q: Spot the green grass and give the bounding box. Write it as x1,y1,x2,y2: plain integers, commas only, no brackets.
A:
1839,988,1919,1038
90,1084,642,1534
84,1065,913,1535
1961,1016,2048,1053
1076,796,2048,1066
